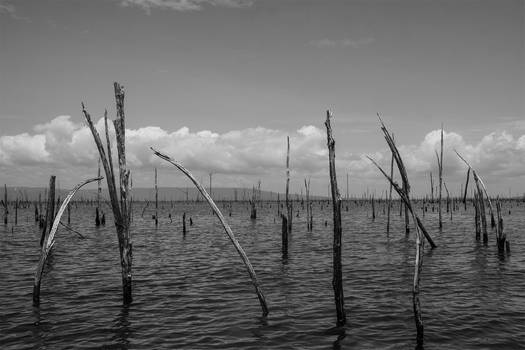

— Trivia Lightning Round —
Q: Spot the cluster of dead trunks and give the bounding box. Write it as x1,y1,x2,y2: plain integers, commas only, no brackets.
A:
28,83,509,349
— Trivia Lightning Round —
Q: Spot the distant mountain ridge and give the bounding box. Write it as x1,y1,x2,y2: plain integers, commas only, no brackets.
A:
2,187,328,202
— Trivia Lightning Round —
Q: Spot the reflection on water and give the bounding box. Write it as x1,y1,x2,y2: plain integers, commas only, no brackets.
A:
1,200,524,349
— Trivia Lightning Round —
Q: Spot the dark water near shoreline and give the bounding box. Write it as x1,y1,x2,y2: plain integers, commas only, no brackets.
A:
1,200,524,349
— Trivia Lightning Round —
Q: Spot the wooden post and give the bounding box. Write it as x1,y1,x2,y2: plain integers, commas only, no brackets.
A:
325,111,346,327
82,82,133,305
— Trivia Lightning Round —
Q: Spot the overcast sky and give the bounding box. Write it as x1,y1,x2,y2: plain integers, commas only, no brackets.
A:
0,0,524,196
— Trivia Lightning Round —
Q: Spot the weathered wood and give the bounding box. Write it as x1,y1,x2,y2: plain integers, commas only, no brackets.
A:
155,168,158,227
463,168,470,210
3,184,7,224
182,212,187,235
151,147,269,316
285,136,292,233
369,116,433,347
33,177,101,305
281,214,288,258
40,176,56,248
82,82,132,304
386,137,394,235
325,111,346,327
438,125,443,229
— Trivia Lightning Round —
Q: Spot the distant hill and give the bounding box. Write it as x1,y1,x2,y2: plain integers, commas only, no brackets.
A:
2,187,328,202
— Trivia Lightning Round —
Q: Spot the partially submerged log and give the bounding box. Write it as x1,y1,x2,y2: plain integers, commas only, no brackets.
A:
151,147,269,317
33,177,101,306
325,111,346,327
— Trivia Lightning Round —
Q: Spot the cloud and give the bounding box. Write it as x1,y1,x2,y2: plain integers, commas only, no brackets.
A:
119,0,254,13
1,116,524,195
309,37,375,49
0,0,14,15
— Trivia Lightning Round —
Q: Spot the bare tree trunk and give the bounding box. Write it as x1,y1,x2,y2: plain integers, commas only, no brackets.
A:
438,125,443,229
386,142,394,235
151,148,269,316
325,111,346,327
474,192,481,240
82,82,132,305
3,184,7,224
155,168,158,227
286,136,292,233
33,177,100,306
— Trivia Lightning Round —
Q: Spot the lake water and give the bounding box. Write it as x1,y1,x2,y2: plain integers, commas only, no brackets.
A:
1,200,524,349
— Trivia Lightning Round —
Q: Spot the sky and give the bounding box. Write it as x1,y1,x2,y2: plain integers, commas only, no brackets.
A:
0,0,524,196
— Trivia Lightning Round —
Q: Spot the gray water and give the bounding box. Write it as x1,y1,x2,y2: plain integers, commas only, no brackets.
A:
1,200,524,349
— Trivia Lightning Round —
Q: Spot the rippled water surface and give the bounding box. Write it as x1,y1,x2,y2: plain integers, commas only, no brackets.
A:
1,200,524,349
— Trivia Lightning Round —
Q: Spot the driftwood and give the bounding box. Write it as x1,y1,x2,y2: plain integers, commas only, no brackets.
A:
325,111,346,327
82,82,133,304
33,177,101,305
151,147,269,317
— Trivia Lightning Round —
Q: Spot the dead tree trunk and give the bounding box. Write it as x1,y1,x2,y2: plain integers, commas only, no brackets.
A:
33,177,100,306
474,192,481,240
151,148,269,316
305,178,312,231
155,167,158,227
325,111,346,327
39,176,56,248
96,158,101,226
82,82,132,305
369,116,437,347
386,140,394,235
3,184,7,224
285,136,292,233
438,125,443,229
463,168,470,211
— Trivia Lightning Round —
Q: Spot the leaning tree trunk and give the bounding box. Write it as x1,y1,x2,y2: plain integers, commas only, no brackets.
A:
325,111,346,327
151,147,269,316
33,176,101,305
